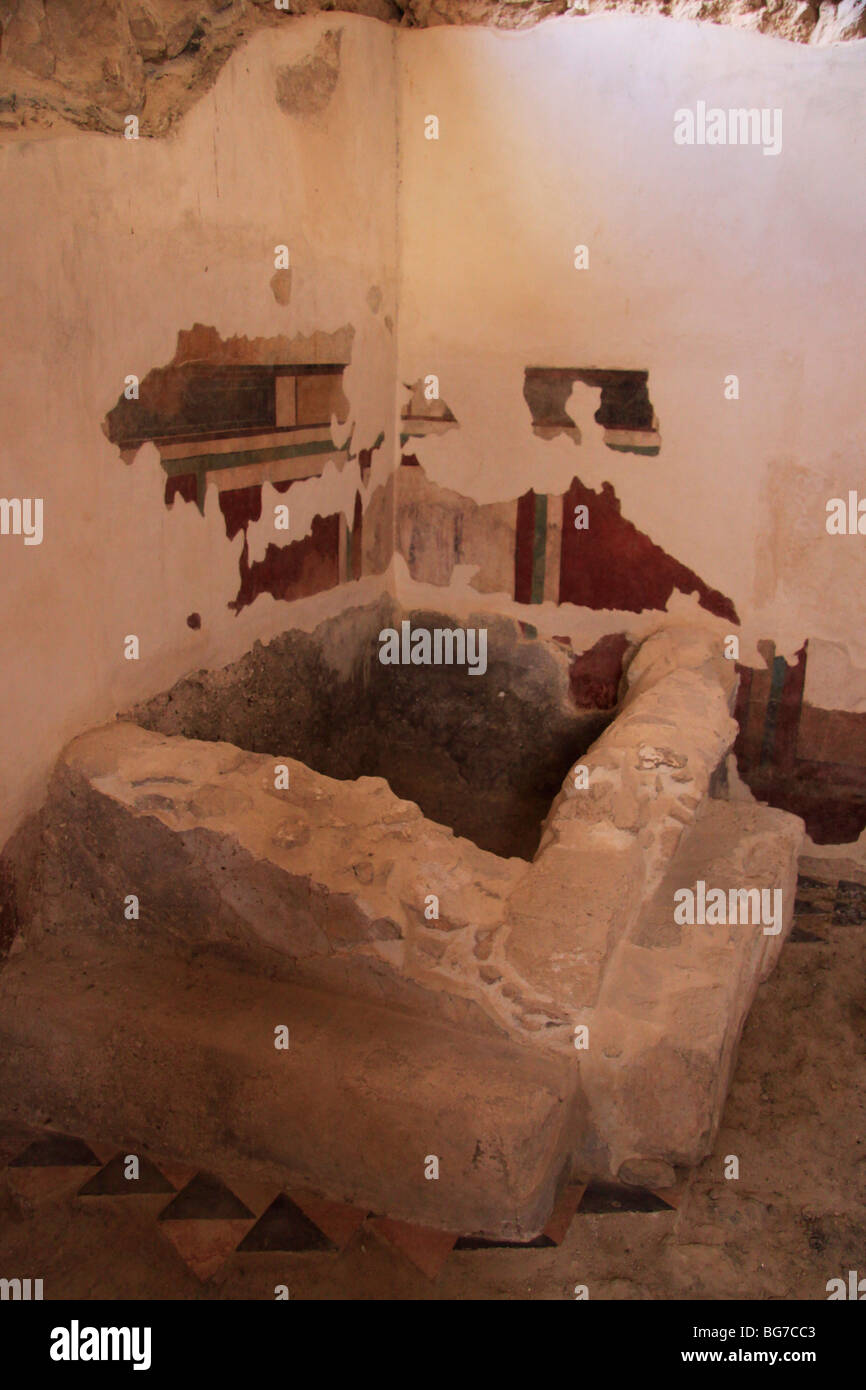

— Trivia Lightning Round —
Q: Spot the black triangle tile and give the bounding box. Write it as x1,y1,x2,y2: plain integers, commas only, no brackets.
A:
454,1233,555,1250
795,877,836,911
236,1193,336,1252
833,905,866,925
836,878,866,896
10,1133,100,1168
793,898,824,916
78,1153,176,1196
790,923,827,944
578,1182,671,1214
797,874,832,891
833,880,866,925
158,1172,254,1222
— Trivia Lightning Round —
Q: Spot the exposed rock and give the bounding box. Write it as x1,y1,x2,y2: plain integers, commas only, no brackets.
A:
0,0,861,140
275,27,341,117
127,3,168,63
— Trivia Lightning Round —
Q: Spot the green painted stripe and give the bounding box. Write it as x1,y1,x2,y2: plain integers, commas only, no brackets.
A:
760,655,788,769
606,443,660,456
531,493,547,605
161,438,340,477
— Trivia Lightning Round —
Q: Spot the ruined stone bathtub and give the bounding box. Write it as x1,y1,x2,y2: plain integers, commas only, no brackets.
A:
0,607,803,1238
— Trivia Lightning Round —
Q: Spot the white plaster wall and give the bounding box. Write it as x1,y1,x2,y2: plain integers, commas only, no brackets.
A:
3,12,865,849
396,16,866,681
0,15,398,848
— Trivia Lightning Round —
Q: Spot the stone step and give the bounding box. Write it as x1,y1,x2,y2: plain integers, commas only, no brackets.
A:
0,935,578,1240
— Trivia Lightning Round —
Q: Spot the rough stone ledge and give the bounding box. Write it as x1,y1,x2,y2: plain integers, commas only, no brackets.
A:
9,624,796,1056
578,796,804,1186
0,2,862,143
16,624,744,1052
0,935,579,1238
24,718,530,1042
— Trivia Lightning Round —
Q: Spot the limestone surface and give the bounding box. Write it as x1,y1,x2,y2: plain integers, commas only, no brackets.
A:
0,1,862,140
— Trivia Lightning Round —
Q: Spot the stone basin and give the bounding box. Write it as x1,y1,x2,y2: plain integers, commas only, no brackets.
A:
0,607,803,1236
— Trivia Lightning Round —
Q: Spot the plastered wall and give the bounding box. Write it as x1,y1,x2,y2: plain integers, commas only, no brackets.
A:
2,13,866,852
0,16,399,849
395,16,866,841
396,17,866,655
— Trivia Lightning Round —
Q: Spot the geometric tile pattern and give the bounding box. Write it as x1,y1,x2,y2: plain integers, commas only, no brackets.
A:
159,1220,255,1283
832,879,866,925
368,1217,456,1280
158,1172,253,1222
236,1194,336,1253
577,1182,672,1215
77,1153,176,1197
790,872,866,940
10,1134,100,1168
284,1190,366,1251
0,1146,707,1283
793,874,837,916
157,1173,257,1281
